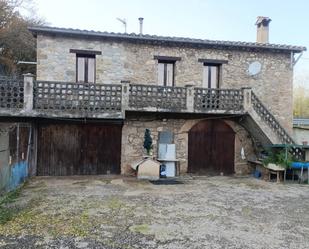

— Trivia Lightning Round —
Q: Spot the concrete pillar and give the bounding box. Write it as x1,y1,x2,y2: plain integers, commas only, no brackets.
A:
185,85,194,113
242,87,252,111
121,82,130,118
23,73,35,113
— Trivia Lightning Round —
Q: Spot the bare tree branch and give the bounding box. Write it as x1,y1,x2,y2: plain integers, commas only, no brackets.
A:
0,0,44,75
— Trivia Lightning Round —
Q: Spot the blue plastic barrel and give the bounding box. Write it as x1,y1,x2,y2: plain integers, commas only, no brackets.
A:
253,170,261,178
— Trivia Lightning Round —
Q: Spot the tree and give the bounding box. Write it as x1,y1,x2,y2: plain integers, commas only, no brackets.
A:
294,85,306,117
293,73,309,118
143,129,153,155
0,0,43,75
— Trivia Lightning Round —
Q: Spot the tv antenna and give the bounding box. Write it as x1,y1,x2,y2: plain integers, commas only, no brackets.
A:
116,18,127,33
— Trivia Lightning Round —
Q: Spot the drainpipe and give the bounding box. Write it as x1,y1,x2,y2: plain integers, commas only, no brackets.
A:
16,123,20,163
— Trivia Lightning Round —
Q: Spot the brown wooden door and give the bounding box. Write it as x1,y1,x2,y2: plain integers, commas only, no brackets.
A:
188,119,235,175
37,123,122,176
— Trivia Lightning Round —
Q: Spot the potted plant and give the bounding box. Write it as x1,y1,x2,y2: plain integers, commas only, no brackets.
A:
143,129,153,156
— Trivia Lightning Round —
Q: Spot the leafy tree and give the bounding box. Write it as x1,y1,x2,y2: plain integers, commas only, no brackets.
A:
143,129,153,155
293,84,309,118
0,0,43,75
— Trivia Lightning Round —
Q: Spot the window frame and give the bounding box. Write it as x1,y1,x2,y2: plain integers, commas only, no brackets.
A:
203,63,221,89
76,53,96,83
70,49,101,84
158,59,175,87
199,59,227,89
154,56,181,87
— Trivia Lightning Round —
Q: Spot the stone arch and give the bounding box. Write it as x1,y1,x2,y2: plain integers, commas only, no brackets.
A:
187,119,235,175
179,118,255,175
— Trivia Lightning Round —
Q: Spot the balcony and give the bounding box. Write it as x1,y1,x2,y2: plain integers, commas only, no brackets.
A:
0,75,249,119
1,75,304,159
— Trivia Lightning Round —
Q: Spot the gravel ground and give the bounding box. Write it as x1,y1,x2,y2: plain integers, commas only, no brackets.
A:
0,175,309,249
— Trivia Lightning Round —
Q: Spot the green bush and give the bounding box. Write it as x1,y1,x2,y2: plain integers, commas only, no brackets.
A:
143,129,153,155
262,149,294,169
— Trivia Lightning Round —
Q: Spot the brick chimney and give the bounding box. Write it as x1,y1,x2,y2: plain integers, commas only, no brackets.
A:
255,16,271,43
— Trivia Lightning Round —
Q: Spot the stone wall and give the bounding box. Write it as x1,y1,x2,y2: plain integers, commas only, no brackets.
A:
121,115,255,175
37,34,294,132
293,127,309,144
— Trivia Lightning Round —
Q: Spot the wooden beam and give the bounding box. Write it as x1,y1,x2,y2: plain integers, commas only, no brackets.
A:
198,59,228,64
154,55,181,61
69,49,102,55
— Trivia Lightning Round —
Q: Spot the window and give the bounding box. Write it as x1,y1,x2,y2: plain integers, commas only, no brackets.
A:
203,64,220,88
76,54,96,83
70,49,101,83
158,61,174,86
199,59,227,88
154,56,181,87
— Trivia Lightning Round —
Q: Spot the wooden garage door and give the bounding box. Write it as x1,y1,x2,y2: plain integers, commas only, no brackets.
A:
188,119,235,175
37,123,122,176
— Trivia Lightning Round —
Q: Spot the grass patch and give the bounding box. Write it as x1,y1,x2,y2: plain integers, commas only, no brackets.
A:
242,206,252,217
0,202,94,237
108,197,123,210
129,224,151,235
72,180,91,186
0,187,22,224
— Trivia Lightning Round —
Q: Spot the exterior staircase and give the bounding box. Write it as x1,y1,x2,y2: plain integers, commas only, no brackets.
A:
239,90,303,159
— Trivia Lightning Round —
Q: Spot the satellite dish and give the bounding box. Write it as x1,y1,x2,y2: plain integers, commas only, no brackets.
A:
248,61,262,76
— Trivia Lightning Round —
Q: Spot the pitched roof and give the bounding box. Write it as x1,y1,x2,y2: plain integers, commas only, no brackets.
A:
29,26,306,53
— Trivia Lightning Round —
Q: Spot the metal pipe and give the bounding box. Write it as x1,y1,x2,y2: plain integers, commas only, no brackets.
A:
17,61,37,65
16,123,20,163
116,18,127,33
293,52,303,67
26,124,32,163
138,17,144,35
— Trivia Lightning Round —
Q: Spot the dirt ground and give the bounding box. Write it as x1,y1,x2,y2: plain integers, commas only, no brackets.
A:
0,175,309,249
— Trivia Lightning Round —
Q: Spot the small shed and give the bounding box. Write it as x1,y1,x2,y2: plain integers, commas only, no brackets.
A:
131,158,161,180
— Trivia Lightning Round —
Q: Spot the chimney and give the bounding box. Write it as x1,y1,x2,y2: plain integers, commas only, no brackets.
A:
138,17,144,35
255,16,271,43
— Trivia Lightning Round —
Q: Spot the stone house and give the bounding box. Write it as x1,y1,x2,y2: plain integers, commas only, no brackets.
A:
0,17,306,180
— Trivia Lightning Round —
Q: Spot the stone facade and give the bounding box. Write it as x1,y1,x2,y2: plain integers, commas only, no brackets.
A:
121,115,255,175
35,32,298,176
37,34,294,132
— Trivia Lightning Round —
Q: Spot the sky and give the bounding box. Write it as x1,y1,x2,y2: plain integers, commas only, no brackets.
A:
31,0,309,86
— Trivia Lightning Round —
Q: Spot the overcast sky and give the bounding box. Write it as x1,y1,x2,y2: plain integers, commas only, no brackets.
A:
32,0,309,85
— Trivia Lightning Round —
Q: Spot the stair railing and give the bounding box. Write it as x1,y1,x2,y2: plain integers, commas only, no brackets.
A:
251,91,304,159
